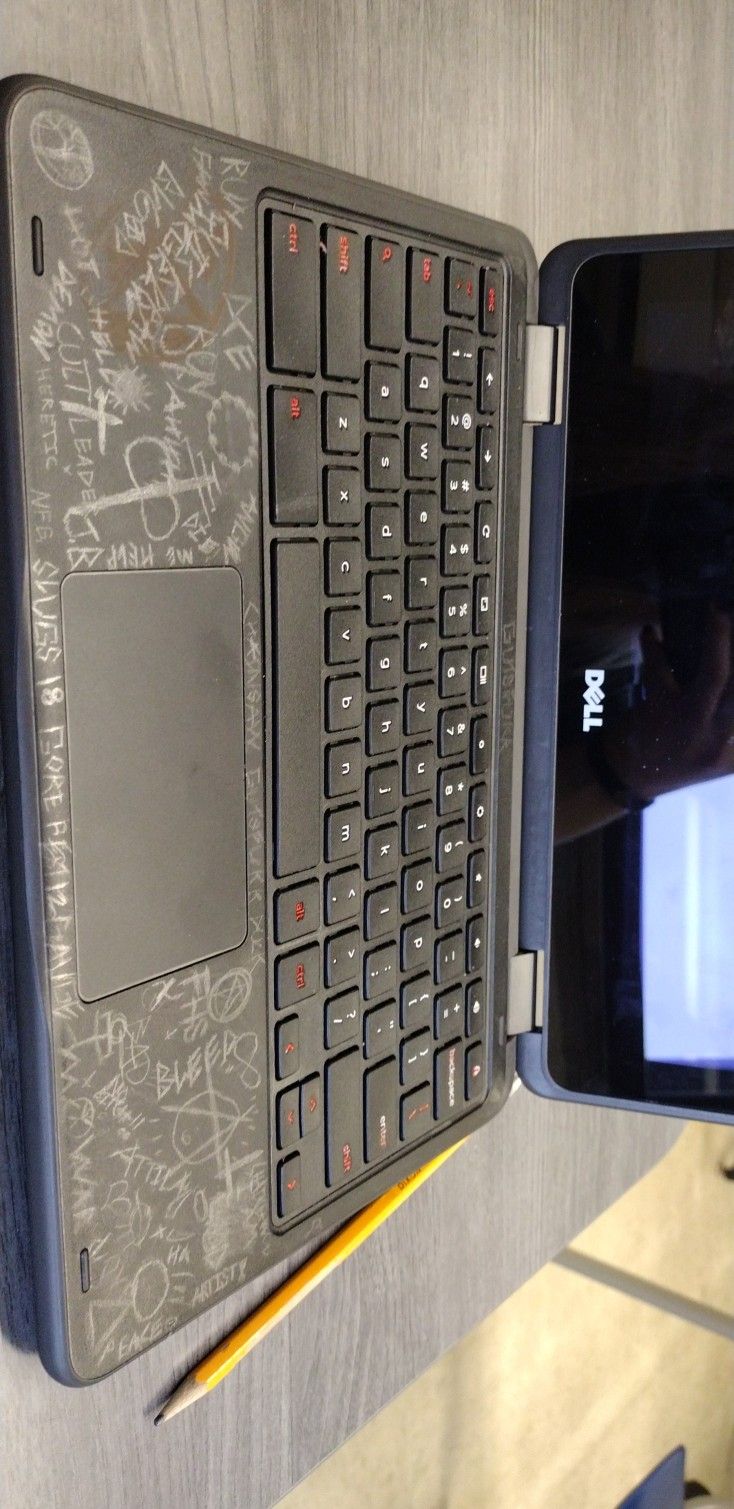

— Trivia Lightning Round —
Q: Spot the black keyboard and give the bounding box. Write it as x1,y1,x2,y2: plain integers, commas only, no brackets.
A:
258,197,505,1224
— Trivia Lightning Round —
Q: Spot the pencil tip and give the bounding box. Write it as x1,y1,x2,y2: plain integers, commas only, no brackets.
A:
153,1411,164,1426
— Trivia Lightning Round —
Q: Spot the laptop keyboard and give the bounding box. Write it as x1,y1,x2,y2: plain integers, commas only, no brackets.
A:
258,197,505,1224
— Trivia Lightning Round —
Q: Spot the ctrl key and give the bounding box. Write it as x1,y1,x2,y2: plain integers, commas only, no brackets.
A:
277,1153,303,1219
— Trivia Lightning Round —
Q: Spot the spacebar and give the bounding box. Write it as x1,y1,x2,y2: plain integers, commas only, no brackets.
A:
273,541,321,877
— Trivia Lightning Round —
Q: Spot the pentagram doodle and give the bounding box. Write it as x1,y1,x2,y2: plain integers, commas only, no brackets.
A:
30,110,94,190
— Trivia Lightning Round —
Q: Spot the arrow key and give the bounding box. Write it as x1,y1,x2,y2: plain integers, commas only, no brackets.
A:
478,347,499,414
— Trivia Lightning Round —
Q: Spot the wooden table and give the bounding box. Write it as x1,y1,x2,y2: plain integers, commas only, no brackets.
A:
4,2,732,1504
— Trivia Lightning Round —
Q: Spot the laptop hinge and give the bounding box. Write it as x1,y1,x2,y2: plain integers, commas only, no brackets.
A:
507,949,545,1037
523,325,566,425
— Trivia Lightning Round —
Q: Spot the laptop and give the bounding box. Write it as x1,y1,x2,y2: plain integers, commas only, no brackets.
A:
0,74,732,1382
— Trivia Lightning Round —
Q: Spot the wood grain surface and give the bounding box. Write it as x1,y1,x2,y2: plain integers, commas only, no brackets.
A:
3,2,732,1505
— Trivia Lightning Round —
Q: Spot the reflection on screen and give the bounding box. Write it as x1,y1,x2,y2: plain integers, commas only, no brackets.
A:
642,776,734,1067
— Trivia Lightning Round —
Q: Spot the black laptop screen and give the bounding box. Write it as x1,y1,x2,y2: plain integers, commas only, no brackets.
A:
548,246,734,1106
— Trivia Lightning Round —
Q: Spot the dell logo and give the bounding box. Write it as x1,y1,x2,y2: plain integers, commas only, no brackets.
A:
582,668,605,732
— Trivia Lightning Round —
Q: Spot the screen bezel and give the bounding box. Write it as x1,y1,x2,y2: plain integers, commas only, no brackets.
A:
517,230,734,1122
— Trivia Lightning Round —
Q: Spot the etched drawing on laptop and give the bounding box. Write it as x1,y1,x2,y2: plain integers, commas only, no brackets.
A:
0,75,731,1384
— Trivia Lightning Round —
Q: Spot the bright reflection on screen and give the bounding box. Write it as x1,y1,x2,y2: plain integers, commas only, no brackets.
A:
642,777,734,1066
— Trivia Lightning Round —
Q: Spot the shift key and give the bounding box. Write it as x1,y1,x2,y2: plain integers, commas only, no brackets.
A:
325,1050,362,1187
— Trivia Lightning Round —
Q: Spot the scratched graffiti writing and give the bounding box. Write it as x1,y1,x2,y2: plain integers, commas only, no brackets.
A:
15,97,270,1373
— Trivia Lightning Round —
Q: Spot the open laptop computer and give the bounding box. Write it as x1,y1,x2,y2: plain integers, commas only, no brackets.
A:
0,75,732,1383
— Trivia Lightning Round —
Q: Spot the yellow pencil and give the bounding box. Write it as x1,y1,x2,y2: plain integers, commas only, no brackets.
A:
154,1137,467,1424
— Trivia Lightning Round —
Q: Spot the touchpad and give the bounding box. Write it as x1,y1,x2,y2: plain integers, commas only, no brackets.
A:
62,568,247,1002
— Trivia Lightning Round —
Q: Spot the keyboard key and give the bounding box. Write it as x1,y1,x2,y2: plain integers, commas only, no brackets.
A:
400,1030,432,1088
326,741,361,797
267,212,317,375
325,804,361,861
465,1040,486,1101
436,819,467,873
470,715,490,775
408,247,442,343
472,646,490,706
469,783,488,842
366,763,400,819
403,801,432,855
406,423,438,480
475,502,494,563
364,883,398,939
325,466,361,525
367,362,401,421
276,943,320,1009
473,575,492,636
276,1085,301,1148
368,571,401,625
326,538,361,596
405,491,438,545
477,425,497,489
480,263,503,337
401,859,432,913
439,647,469,698
467,851,487,909
326,607,362,665
404,683,435,736
437,706,469,757
444,327,476,383
274,879,320,944
325,988,360,1047
323,392,361,453
269,389,318,524
364,942,398,999
446,257,477,318
437,763,467,815
364,1001,397,1058
442,525,472,577
403,742,432,795
325,1050,362,1186
435,930,463,985
367,237,403,351
434,987,463,1041
444,395,474,450
465,978,486,1037
364,1057,398,1161
400,974,432,1030
366,432,401,489
324,867,361,925
367,636,400,691
367,700,400,755
442,459,472,512
365,824,400,878
323,226,362,380
434,1040,462,1120
326,675,362,732
405,620,437,673
466,914,486,973
325,927,360,987
367,504,401,559
478,346,499,413
301,1074,322,1134
406,557,437,609
277,1152,303,1217
435,876,465,928
401,918,431,972
400,1083,433,1141
275,1016,300,1078
406,354,440,412
440,585,471,636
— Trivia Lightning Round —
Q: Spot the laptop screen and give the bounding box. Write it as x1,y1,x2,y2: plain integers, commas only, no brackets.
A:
547,244,734,1106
